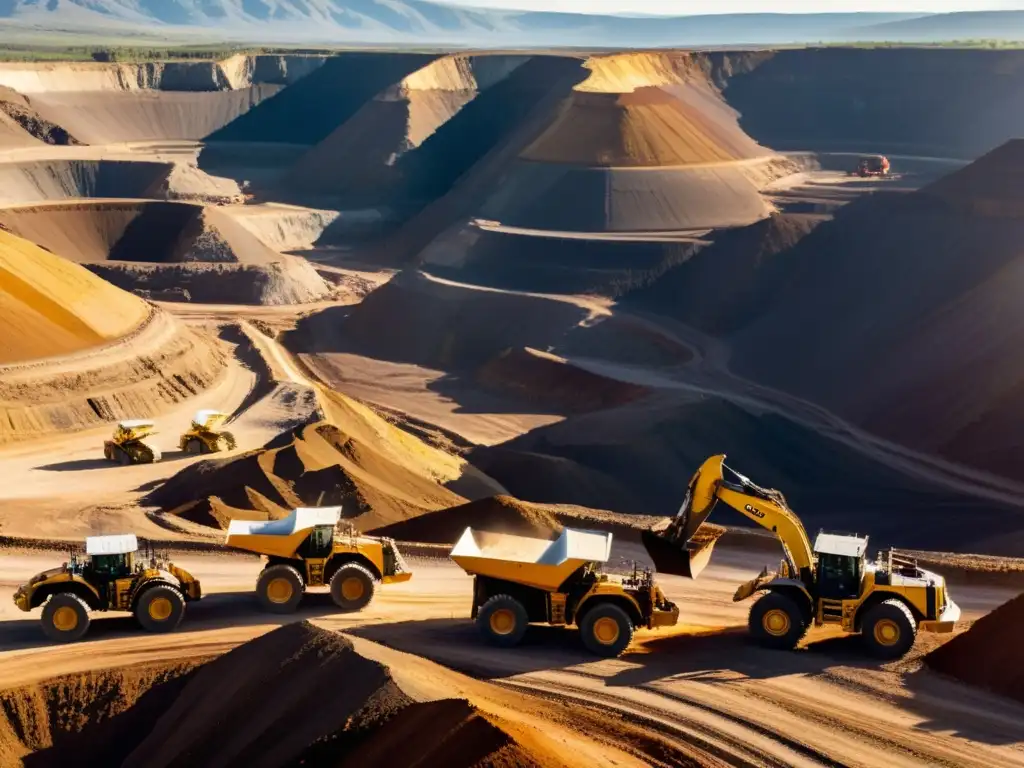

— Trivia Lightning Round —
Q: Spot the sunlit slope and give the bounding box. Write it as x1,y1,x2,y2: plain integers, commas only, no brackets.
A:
0,229,148,364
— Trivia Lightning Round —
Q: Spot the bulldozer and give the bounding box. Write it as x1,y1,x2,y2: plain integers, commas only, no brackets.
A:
103,420,161,464
642,455,960,659
225,507,412,614
179,410,236,455
450,527,679,657
13,534,201,643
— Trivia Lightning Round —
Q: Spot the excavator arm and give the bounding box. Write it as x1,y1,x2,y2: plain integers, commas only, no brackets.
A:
642,455,815,579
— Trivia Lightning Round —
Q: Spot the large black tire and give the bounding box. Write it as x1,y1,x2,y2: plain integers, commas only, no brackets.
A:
477,594,528,648
861,599,917,660
329,563,376,612
117,446,132,466
41,593,91,643
749,591,808,650
579,603,634,657
256,564,305,613
135,584,186,633
185,438,202,455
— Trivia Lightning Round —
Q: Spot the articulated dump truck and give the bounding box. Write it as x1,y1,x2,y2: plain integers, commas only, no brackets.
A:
451,527,679,657
642,454,960,659
226,507,412,614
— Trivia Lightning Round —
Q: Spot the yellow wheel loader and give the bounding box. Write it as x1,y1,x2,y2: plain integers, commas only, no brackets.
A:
642,455,961,659
225,507,412,614
179,410,236,455
450,527,679,657
103,420,161,464
12,534,202,643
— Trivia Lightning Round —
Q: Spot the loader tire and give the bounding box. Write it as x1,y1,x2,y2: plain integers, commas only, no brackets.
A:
257,564,305,613
185,439,202,455
749,591,807,650
329,563,376,612
861,599,916,660
41,593,91,643
579,603,634,657
477,594,528,648
135,584,185,633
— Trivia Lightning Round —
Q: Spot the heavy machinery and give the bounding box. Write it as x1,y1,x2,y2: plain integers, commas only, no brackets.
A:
642,455,960,658
179,409,236,455
13,534,201,643
103,420,162,464
450,527,679,657
852,154,891,177
225,507,412,613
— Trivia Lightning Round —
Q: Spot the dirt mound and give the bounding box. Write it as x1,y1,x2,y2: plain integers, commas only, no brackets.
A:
0,100,77,146
0,202,329,305
372,494,563,543
148,386,495,531
921,139,1024,214
1,623,553,767
622,213,825,333
289,269,689,372
286,54,529,200
926,592,1024,703
0,229,148,364
477,347,650,413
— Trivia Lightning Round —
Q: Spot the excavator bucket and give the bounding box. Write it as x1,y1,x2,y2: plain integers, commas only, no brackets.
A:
641,455,728,579
642,524,722,579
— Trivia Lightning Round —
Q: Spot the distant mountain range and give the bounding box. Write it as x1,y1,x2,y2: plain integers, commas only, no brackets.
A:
1,1,1023,47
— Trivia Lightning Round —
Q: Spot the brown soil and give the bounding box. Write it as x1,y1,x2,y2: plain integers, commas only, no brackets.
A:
290,269,689,373
926,591,1024,704
147,382,491,532
0,202,329,306
624,213,825,334
2,622,557,767
0,229,148,364
371,494,563,543
476,346,650,413
0,100,79,146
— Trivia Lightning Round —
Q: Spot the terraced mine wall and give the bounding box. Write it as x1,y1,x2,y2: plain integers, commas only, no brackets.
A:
711,48,1024,158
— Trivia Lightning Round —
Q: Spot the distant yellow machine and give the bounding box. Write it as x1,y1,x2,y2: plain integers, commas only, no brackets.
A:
179,410,236,455
103,420,161,464
225,507,412,613
450,527,679,657
13,534,201,643
642,454,961,658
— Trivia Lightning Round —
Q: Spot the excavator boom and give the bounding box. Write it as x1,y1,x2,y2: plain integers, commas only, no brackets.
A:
642,454,815,580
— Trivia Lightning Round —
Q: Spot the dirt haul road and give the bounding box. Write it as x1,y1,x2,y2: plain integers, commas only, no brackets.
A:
0,542,1020,767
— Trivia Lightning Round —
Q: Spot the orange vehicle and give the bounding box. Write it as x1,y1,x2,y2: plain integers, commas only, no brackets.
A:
853,155,891,177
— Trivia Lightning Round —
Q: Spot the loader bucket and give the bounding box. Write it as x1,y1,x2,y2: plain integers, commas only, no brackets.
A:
641,525,721,579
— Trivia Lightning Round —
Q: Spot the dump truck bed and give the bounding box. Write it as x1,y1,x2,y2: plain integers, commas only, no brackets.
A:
226,507,341,558
450,527,613,592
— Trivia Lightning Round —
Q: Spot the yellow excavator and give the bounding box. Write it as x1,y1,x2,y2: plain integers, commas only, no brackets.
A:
642,455,960,658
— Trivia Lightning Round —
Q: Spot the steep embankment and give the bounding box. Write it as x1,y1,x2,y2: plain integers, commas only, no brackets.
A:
147,386,495,531
728,140,1024,482
0,55,324,144
285,54,530,202
0,623,575,767
712,48,1024,158
0,228,148,364
0,201,329,305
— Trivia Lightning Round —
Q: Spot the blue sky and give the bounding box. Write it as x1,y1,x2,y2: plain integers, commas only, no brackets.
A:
440,1,1022,14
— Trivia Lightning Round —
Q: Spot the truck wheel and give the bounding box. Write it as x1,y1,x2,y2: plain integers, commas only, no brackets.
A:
41,593,91,643
256,564,304,613
861,599,917,660
580,603,634,657
329,563,376,612
749,592,807,650
117,447,132,466
135,585,186,633
477,594,528,648
185,439,201,455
